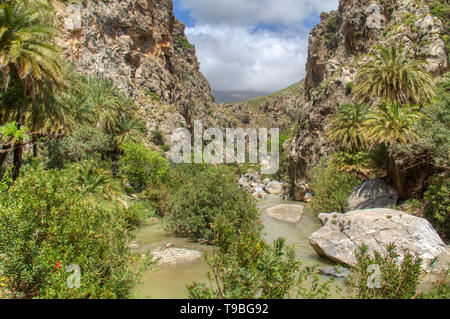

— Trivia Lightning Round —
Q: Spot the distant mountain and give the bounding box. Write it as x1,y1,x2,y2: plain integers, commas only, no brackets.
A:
213,90,270,103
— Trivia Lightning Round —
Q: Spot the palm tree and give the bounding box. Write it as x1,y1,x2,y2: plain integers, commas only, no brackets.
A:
354,44,436,106
362,101,422,146
113,116,147,146
81,76,136,134
0,0,65,179
326,102,368,151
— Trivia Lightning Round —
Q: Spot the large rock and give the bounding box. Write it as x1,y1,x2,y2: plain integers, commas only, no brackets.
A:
264,181,283,194
309,209,447,268
264,204,305,223
348,178,398,211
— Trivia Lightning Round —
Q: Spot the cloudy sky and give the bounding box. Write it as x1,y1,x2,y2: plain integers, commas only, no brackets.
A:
173,0,339,93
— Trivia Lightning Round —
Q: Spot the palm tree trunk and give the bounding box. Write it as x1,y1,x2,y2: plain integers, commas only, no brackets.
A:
12,140,23,181
0,144,8,168
32,134,38,157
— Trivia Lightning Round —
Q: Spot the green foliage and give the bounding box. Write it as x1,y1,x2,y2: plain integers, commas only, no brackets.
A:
119,142,169,192
78,76,138,134
345,81,354,93
344,243,423,299
0,0,64,102
418,271,450,299
0,122,29,142
424,174,450,241
187,206,333,299
323,15,341,51
164,165,259,243
0,166,148,298
146,91,160,102
46,126,113,168
427,0,450,54
391,73,450,173
327,103,368,151
150,129,165,146
174,36,194,49
309,159,361,213
124,200,157,230
354,43,436,105
330,145,388,179
362,101,422,146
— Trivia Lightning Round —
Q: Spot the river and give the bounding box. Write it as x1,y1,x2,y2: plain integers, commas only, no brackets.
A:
132,195,337,299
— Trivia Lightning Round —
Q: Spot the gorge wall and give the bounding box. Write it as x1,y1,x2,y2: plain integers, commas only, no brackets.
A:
287,0,448,199
54,0,216,140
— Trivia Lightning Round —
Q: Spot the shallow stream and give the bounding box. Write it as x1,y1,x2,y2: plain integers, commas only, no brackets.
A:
133,195,336,299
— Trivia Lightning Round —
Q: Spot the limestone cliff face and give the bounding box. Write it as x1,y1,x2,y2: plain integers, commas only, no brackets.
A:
54,0,215,138
288,0,448,195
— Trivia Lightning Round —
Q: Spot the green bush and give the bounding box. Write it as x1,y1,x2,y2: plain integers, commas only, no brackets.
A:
150,129,165,146
0,167,148,298
119,142,169,192
124,200,157,230
344,243,423,299
309,158,361,213
188,210,333,299
424,174,449,241
390,73,450,174
47,126,113,168
164,165,259,243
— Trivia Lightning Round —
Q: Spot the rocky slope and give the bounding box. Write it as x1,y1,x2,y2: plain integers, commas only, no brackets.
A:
212,81,305,131
287,0,448,199
54,0,216,141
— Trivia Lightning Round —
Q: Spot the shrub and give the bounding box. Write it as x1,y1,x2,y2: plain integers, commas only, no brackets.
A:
390,74,450,174
47,126,113,168
424,174,450,241
344,243,423,299
309,158,361,213
188,216,333,299
0,167,148,298
124,200,157,230
345,81,354,93
164,165,259,243
150,129,165,146
119,142,169,192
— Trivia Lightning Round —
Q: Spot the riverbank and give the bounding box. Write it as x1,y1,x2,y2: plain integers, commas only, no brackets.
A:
132,195,337,299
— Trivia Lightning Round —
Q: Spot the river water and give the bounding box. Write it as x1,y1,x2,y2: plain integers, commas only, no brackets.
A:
133,195,337,299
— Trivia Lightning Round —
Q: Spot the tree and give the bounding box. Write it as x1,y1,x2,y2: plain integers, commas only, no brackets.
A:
326,102,368,151
0,0,65,179
362,101,421,146
81,76,136,134
354,44,435,105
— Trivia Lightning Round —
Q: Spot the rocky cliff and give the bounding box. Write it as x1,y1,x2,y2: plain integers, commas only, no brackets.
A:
288,0,448,198
54,0,216,140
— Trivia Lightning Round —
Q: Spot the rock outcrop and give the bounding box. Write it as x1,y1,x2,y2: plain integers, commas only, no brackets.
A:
264,204,305,224
309,208,447,268
288,0,449,192
238,170,285,199
348,178,398,211
54,0,216,142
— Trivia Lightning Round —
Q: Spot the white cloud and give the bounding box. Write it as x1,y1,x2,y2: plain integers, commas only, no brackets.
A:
177,0,339,92
180,0,339,26
187,25,308,92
